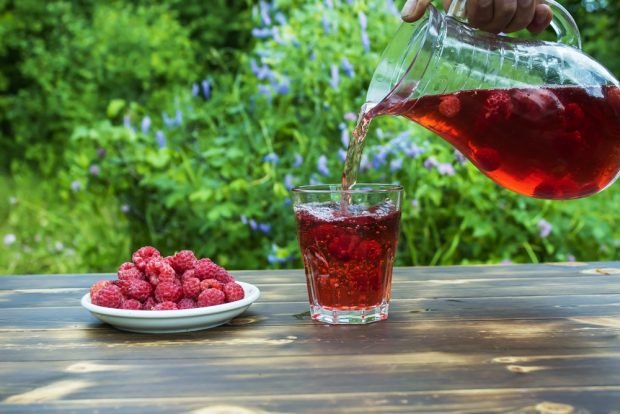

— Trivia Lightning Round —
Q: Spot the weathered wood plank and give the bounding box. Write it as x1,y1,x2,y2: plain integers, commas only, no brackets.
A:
1,275,619,310
2,388,620,414
1,262,618,290
1,353,620,400
1,294,620,330
0,318,619,363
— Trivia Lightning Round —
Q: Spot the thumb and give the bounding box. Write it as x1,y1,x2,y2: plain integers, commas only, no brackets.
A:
401,0,433,22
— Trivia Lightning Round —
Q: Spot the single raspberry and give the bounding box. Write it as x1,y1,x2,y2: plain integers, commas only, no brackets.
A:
169,250,197,274
118,262,136,272
146,259,177,285
473,147,501,172
197,288,225,307
200,279,224,291
153,301,178,311
126,279,153,301
223,282,245,303
118,265,145,281
121,299,142,310
177,298,196,310
482,91,513,122
132,246,161,271
194,258,235,283
353,240,383,261
563,103,585,130
143,296,157,310
181,268,196,282
607,86,620,116
438,95,461,118
182,277,202,299
90,280,112,299
328,234,358,261
155,281,183,303
113,279,130,296
93,284,124,308
512,88,563,122
533,181,560,199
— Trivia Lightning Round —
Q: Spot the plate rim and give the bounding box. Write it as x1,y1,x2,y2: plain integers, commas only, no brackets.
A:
81,281,260,319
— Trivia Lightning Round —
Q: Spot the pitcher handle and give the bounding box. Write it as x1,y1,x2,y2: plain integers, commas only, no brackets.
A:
447,0,582,49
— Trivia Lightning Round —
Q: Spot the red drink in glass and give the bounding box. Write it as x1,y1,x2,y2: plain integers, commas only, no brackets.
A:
293,184,402,324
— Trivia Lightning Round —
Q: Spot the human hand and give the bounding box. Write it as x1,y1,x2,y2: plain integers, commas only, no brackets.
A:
401,0,553,34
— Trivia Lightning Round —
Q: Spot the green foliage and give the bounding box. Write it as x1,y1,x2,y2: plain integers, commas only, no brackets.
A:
1,0,619,274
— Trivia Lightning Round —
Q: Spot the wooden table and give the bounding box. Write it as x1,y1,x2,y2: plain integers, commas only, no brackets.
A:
1,263,620,413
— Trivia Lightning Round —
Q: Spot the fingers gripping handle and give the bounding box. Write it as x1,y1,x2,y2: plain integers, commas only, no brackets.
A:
446,0,582,49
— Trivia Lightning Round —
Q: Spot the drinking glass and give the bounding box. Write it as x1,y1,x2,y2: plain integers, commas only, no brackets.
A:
292,184,403,324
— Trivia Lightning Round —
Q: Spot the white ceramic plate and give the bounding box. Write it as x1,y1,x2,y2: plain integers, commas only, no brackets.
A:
81,281,260,333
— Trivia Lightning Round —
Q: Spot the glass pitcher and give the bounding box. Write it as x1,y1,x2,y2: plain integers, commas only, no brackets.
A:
366,0,620,200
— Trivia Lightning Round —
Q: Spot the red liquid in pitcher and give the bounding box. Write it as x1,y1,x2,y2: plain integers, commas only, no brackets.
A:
371,85,620,199
294,202,400,310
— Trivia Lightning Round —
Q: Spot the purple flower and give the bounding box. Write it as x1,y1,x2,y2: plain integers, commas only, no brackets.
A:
96,147,106,159
275,12,287,26
252,27,272,38
317,155,330,176
121,204,130,214
322,15,331,34
89,164,100,176
344,112,357,121
360,154,371,172
338,148,347,162
240,215,248,224
175,109,183,126
341,129,350,148
71,180,82,192
538,219,552,238
284,173,295,190
258,223,271,234
341,57,355,78
249,219,258,231
500,259,514,265
162,112,175,128
251,60,274,81
373,147,390,168
324,0,334,8
259,1,272,26
258,84,272,100
423,156,438,170
390,158,403,172
155,130,166,148
274,76,290,94
405,143,425,158
410,198,420,209
123,114,132,130
192,83,200,97
272,27,285,44
4,234,16,246
358,12,368,30
293,153,303,168
567,254,576,262
329,64,340,90
361,31,371,52
141,116,151,134
454,149,467,165
386,0,400,16
201,79,212,100
437,163,455,176
263,152,280,164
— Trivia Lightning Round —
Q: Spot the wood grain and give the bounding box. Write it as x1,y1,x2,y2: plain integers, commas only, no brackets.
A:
1,263,620,412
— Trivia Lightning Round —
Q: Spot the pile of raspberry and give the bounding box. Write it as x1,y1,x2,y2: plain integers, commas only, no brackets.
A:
89,246,245,310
